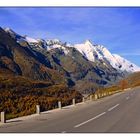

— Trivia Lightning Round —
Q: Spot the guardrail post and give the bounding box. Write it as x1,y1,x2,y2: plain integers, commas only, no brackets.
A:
90,95,92,101
36,105,40,114
73,98,75,105
1,112,6,123
94,94,98,100
58,101,62,109
82,97,85,102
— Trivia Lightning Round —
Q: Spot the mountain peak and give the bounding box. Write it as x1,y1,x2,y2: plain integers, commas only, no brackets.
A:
24,36,38,43
84,39,93,46
4,27,16,34
4,27,12,31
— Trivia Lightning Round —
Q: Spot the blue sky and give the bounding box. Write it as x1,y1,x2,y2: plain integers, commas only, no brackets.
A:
0,7,140,66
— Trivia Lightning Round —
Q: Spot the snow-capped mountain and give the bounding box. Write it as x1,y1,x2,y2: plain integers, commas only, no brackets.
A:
4,27,39,43
24,36,38,43
112,54,140,72
4,27,140,73
4,27,71,55
3,26,140,94
74,40,140,73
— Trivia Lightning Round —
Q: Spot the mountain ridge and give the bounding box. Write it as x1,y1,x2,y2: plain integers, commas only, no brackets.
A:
1,27,139,94
4,27,140,73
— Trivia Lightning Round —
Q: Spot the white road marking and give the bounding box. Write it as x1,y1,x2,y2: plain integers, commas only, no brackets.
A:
108,104,120,112
74,112,106,128
126,96,130,100
61,131,66,133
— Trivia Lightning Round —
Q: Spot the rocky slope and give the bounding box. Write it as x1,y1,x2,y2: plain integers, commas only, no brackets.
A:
0,27,68,85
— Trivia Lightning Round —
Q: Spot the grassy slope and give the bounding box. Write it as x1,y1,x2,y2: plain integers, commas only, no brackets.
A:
125,72,140,87
91,72,140,98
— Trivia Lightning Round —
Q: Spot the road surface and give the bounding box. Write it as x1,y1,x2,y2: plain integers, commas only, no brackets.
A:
0,87,140,133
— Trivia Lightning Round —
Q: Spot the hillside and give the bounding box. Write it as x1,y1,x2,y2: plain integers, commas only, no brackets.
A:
124,72,140,88
43,47,123,94
0,27,129,94
0,27,68,85
0,27,83,119
0,73,82,119
0,26,140,94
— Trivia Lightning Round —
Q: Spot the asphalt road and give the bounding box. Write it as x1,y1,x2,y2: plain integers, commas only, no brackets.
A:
1,86,140,133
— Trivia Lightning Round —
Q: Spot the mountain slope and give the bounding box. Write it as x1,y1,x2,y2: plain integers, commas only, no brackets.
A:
112,54,140,72
2,27,140,94
5,27,140,74
123,72,140,88
30,43,124,94
0,72,82,119
0,27,68,85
